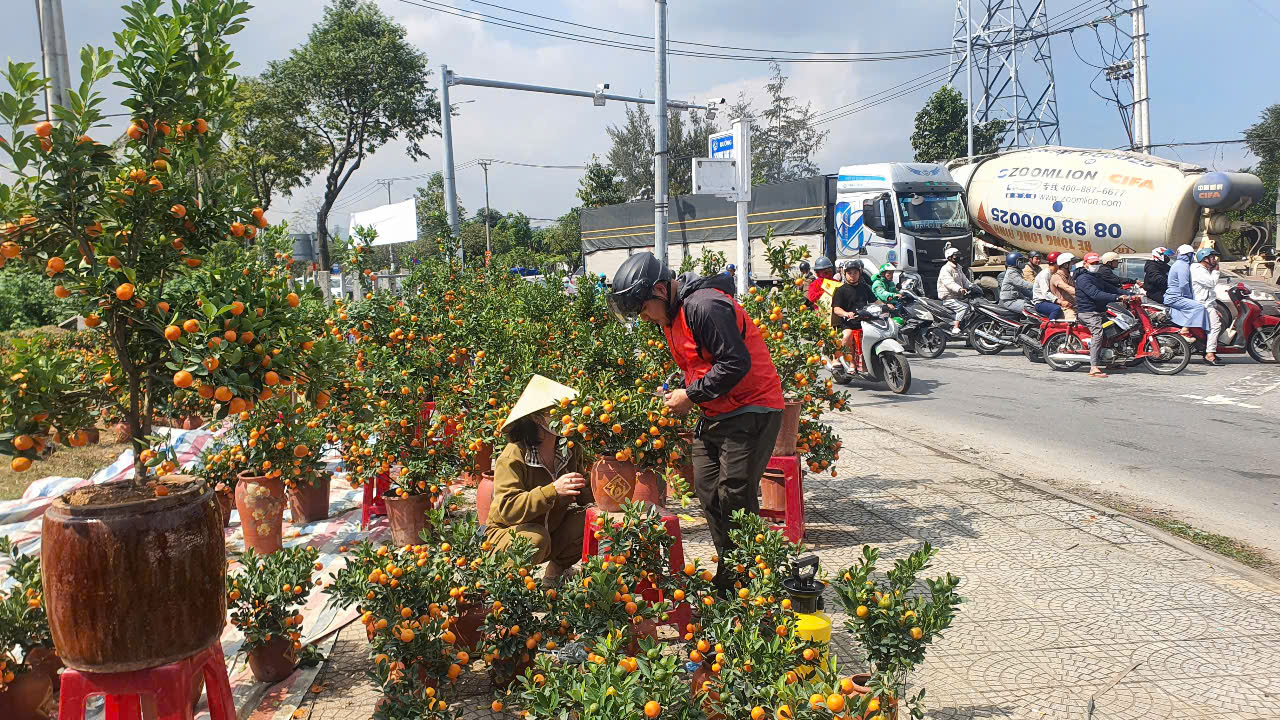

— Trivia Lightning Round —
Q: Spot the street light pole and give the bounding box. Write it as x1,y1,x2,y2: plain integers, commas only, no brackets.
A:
479,160,492,258
654,0,670,266
440,64,462,263
34,0,73,121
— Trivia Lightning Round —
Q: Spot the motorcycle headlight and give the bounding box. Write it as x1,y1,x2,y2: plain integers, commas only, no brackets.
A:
1250,289,1276,301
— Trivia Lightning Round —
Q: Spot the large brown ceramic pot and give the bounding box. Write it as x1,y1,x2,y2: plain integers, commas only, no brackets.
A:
236,472,285,554
287,474,331,523
40,475,226,672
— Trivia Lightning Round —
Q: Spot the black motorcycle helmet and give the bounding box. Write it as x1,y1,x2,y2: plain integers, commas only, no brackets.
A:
608,251,672,323
799,260,811,274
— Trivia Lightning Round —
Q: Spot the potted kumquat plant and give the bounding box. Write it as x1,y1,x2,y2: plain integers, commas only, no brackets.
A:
226,546,325,685
0,538,55,720
831,543,963,719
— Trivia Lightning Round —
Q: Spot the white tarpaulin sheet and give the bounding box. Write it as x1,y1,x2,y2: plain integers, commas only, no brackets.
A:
347,198,417,246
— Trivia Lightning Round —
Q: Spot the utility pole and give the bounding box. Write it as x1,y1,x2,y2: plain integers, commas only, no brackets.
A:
654,0,670,266
375,179,398,272
478,160,492,258
966,0,974,158
440,64,463,263
34,0,73,121
437,69,714,271
1131,0,1150,153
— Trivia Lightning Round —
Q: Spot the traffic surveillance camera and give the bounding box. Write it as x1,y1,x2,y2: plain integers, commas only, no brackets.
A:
597,83,610,91
594,83,609,107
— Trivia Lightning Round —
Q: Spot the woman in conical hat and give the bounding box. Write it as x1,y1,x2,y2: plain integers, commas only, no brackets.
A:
486,375,592,583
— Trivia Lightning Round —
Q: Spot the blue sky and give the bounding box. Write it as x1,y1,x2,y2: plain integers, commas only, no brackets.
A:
7,0,1278,231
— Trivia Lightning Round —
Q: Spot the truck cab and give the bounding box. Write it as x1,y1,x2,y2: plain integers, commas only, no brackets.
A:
834,163,973,297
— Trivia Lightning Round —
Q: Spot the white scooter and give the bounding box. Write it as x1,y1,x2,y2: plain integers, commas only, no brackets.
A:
829,303,912,394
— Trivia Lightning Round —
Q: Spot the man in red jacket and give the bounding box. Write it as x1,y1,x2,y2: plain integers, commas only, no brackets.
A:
610,252,784,588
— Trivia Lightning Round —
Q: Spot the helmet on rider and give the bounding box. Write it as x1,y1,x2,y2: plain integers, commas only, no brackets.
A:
814,256,834,272
1176,244,1195,257
608,251,672,323
1004,252,1026,267
1195,248,1220,263
1151,246,1173,261
1028,251,1044,261
1100,251,1120,265
878,262,897,278
1083,252,1101,266
945,247,961,261
1056,252,1076,267
799,260,811,274
1046,251,1060,264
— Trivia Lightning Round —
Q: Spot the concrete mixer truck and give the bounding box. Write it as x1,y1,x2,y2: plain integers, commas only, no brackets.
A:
946,146,1271,295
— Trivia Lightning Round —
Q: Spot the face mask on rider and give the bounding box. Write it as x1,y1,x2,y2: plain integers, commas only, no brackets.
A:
1086,264,1100,273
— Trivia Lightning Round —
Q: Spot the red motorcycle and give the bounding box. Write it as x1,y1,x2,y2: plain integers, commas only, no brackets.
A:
1042,296,1192,375
1181,283,1279,363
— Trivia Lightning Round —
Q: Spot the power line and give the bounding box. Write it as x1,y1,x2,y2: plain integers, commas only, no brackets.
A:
454,0,958,57
812,65,951,122
396,0,958,63
813,67,955,127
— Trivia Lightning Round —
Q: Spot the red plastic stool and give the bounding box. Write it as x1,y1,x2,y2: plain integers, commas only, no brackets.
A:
58,643,234,720
758,455,805,543
581,505,691,631
360,471,391,530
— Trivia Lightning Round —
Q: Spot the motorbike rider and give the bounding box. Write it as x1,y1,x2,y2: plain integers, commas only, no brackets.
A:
799,259,814,284
999,252,1034,314
1191,247,1224,366
806,256,836,309
1075,252,1141,378
1098,252,1127,289
871,262,906,326
1023,250,1044,283
608,252,784,589
832,260,874,371
1165,244,1211,341
937,246,977,334
1050,252,1077,320
1143,247,1173,304
1032,251,1063,319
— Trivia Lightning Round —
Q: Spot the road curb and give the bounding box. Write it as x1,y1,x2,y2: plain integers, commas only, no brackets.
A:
852,416,1280,592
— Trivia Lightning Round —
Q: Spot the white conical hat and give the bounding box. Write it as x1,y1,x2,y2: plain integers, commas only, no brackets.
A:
500,375,578,430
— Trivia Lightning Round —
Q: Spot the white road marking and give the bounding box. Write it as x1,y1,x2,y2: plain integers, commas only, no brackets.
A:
1179,393,1262,409
1225,369,1280,397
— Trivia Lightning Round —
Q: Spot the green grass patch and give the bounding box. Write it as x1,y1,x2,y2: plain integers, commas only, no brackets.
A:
1144,517,1274,571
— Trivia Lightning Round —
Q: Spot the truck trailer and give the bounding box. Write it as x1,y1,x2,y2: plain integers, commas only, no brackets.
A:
580,176,833,284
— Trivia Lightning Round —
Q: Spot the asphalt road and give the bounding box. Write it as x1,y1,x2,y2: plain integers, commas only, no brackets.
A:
836,341,1280,560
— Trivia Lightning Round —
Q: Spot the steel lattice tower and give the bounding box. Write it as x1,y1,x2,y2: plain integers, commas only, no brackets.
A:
951,0,1061,148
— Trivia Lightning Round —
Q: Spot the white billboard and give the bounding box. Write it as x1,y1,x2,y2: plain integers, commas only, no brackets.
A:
348,199,417,247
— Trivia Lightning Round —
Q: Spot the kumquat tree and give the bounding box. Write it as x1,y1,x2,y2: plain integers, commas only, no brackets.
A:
0,0,338,478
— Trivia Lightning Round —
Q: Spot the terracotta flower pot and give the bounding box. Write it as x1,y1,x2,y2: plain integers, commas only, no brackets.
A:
25,646,62,692
689,663,724,720
0,668,52,720
772,400,802,456
626,618,657,655
287,474,331,523
83,428,100,445
112,422,130,444
235,472,285,555
215,488,234,528
384,493,434,547
246,636,297,684
760,467,786,512
40,475,226,673
476,472,495,526
590,459,664,511
180,415,204,431
490,655,534,689
450,602,486,650
461,443,493,486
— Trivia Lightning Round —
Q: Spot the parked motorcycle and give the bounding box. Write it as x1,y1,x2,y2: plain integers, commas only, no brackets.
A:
1178,283,1279,363
967,299,1043,356
830,303,912,394
897,286,948,359
1042,296,1191,375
